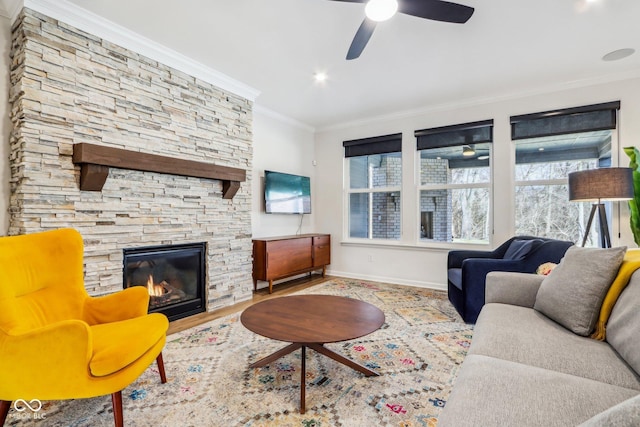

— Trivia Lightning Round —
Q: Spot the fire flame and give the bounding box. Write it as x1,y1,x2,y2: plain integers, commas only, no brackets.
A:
146,275,165,297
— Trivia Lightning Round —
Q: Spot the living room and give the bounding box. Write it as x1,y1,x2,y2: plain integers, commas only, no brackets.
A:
0,0,639,425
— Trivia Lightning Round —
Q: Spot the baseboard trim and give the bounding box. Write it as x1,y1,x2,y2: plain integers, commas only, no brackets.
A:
327,269,447,292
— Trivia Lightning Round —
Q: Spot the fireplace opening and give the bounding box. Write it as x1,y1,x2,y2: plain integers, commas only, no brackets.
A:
123,242,206,321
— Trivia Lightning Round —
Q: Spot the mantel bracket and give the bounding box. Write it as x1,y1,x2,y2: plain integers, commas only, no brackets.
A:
72,143,246,199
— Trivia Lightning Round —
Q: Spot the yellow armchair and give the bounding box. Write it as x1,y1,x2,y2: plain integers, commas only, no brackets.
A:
0,228,169,426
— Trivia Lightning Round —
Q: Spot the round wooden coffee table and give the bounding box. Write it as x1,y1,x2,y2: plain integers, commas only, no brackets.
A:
240,294,385,413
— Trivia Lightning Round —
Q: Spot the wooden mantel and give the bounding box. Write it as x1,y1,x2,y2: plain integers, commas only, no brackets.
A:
72,143,246,199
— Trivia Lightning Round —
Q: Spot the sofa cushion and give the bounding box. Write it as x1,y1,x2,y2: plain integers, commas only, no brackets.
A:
447,268,462,290
503,239,539,260
534,245,626,336
471,303,640,390
437,354,639,427
578,394,640,427
606,270,640,376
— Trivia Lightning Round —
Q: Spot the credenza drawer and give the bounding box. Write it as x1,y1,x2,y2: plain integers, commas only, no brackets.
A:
313,235,330,247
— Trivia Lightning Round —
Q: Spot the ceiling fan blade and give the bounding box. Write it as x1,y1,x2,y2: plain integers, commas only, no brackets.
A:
346,18,377,60
398,0,474,24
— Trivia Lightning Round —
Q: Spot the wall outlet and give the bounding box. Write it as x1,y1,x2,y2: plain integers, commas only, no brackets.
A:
367,255,373,262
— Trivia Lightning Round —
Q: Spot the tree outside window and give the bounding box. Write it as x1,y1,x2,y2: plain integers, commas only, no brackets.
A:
418,145,491,243
514,132,611,245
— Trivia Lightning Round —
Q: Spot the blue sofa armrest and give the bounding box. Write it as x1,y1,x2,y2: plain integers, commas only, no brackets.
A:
447,236,531,269
448,249,497,269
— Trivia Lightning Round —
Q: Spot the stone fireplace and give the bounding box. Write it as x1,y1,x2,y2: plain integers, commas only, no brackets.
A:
8,9,255,314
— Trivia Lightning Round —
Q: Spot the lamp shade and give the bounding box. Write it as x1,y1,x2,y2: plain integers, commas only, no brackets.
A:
568,167,634,202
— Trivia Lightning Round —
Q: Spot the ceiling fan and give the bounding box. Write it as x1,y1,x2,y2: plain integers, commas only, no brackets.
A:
329,0,475,60
462,145,490,160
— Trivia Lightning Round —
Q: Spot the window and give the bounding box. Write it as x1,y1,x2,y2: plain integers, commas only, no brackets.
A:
511,101,620,246
344,134,402,240
415,120,493,243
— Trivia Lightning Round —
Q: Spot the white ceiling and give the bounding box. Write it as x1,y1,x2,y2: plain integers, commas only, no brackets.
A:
13,0,640,129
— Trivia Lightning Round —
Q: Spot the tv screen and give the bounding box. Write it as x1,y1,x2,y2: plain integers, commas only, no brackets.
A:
264,170,311,214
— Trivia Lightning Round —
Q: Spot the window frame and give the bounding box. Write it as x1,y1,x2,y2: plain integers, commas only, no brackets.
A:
510,101,621,245
343,134,403,242
415,120,494,247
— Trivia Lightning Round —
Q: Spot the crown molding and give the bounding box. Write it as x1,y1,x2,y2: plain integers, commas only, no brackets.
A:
20,0,260,102
316,68,640,133
253,104,315,133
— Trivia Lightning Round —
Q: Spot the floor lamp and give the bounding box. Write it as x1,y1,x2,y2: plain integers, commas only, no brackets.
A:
568,168,634,248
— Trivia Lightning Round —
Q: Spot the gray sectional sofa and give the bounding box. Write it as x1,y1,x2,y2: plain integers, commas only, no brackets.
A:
439,269,640,426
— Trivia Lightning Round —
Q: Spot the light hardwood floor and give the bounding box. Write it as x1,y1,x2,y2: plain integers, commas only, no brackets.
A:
167,274,333,335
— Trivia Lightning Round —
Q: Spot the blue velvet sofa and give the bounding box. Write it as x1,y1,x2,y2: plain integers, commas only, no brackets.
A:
447,236,574,323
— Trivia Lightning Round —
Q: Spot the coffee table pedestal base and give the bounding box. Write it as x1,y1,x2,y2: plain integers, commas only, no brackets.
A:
249,343,379,414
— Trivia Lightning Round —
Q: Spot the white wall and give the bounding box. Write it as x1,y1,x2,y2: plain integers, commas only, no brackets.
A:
251,107,316,238
315,77,640,290
0,15,10,235
0,7,637,290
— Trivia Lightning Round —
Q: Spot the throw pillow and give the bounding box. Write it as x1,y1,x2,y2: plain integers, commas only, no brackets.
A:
536,262,557,276
590,249,640,340
503,239,540,260
533,245,626,336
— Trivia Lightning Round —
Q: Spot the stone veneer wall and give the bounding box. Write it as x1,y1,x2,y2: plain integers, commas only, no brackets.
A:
372,155,401,239
8,9,254,310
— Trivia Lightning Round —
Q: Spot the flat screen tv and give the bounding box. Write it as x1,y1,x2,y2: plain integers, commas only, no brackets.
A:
264,170,311,214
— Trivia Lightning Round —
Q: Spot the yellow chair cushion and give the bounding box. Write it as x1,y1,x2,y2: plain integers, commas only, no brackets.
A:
90,313,169,377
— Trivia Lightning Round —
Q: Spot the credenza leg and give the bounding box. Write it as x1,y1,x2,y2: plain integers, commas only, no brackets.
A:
269,279,273,294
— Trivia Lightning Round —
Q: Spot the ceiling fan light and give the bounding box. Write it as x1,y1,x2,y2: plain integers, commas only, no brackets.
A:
462,145,476,156
365,0,398,22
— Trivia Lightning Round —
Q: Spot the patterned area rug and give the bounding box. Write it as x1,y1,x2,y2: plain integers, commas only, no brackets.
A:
6,278,473,426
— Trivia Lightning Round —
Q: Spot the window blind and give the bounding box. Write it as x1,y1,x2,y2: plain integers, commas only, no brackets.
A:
343,133,402,158
415,120,493,150
510,101,620,140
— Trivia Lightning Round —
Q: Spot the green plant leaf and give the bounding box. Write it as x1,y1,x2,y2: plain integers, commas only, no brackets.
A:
624,146,640,246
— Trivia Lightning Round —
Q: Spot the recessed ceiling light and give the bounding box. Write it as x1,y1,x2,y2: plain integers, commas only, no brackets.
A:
314,72,328,83
602,48,635,62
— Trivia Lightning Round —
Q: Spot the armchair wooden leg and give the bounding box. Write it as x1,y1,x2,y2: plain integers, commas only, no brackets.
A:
0,400,11,426
156,352,167,384
111,391,123,427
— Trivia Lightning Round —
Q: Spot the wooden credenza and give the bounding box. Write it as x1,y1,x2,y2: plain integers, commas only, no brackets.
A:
252,234,330,293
